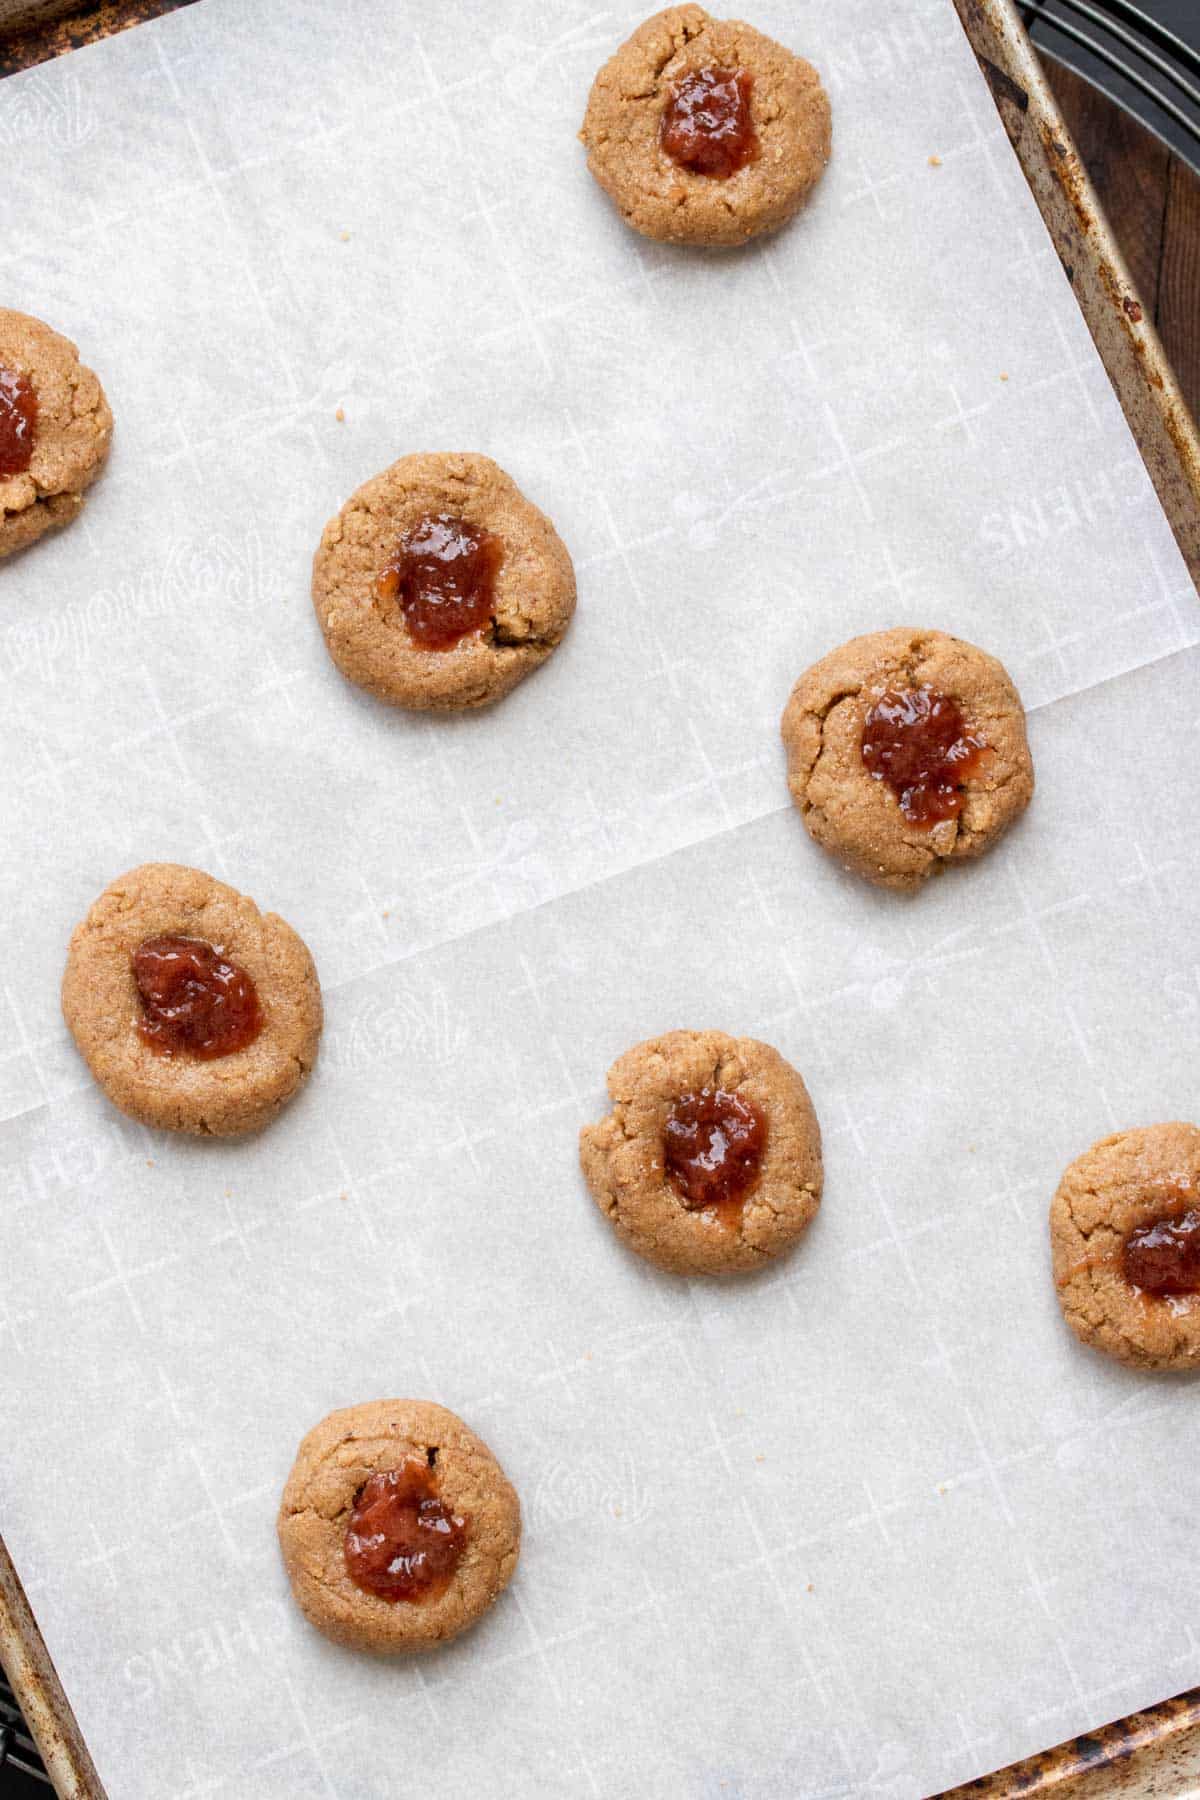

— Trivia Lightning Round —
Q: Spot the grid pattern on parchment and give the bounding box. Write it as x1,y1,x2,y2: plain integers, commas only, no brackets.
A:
0,1,1198,1797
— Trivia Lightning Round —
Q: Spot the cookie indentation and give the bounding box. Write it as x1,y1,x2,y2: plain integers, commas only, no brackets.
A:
133,934,263,1060
343,1459,468,1603
1123,1205,1200,1297
0,366,37,478
664,1086,767,1229
376,512,504,651
660,66,759,177
860,686,988,827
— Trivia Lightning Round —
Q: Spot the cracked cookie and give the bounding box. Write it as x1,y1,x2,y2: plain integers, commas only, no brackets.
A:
312,452,576,711
0,309,112,559
580,1029,822,1276
62,862,322,1137
580,6,831,248
781,627,1034,892
277,1399,521,1654
1050,1123,1200,1372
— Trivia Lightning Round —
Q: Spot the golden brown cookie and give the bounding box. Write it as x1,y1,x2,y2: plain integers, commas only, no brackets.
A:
781,627,1035,893
580,1029,822,1276
312,452,576,712
0,309,112,559
61,863,322,1137
277,1399,522,1655
1050,1123,1200,1372
579,6,831,248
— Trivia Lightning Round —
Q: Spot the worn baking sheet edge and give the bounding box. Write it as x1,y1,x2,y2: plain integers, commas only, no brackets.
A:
937,1692,1200,1798
0,1,1198,1796
0,1538,104,1798
951,0,1200,592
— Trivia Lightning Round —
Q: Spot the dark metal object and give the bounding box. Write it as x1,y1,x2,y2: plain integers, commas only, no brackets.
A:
0,1674,51,1788
1020,0,1200,166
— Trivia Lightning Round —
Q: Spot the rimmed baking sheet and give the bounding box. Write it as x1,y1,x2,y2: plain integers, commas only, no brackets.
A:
1,2,1198,1796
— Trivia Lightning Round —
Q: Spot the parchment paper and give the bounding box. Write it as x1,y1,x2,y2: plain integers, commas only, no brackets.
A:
1,1,1198,1795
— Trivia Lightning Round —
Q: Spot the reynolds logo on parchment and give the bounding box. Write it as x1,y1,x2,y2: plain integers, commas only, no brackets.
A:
0,71,96,150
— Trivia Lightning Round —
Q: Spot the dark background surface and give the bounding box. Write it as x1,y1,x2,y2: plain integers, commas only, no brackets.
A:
0,1672,50,1796
0,0,1197,1795
1027,0,1200,166
1029,0,1200,418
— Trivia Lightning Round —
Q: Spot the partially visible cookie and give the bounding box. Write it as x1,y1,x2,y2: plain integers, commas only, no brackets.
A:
0,309,112,560
61,862,322,1137
1050,1123,1200,1372
580,6,831,247
277,1399,522,1654
312,452,576,712
781,626,1035,892
580,1029,822,1276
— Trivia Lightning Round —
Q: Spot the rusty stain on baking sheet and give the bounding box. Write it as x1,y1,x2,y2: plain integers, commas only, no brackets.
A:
0,0,197,74
977,52,1030,139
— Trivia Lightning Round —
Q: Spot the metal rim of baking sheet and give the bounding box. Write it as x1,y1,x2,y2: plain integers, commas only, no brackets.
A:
0,0,1197,1796
955,0,1200,592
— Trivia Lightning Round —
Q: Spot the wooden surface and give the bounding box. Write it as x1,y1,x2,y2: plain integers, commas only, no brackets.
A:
1042,55,1200,424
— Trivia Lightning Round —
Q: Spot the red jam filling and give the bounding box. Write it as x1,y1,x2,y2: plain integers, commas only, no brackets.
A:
132,935,262,1060
861,687,988,826
375,512,503,651
344,1457,467,1602
663,1086,767,1228
1123,1208,1200,1297
0,367,37,480
660,66,760,179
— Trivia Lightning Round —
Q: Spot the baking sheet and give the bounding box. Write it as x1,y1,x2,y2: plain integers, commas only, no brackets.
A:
1,0,1198,1794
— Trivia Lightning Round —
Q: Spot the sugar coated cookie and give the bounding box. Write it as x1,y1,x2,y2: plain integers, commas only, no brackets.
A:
580,1029,822,1275
580,6,831,247
0,308,112,559
312,452,575,712
62,862,321,1136
1050,1122,1200,1371
781,626,1034,892
277,1399,521,1654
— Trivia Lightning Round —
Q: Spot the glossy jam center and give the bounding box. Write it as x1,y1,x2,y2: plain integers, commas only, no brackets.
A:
1123,1208,1200,1296
660,66,759,179
132,935,262,1060
344,1458,467,1602
0,367,37,480
375,512,503,651
664,1086,767,1226
861,687,987,826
